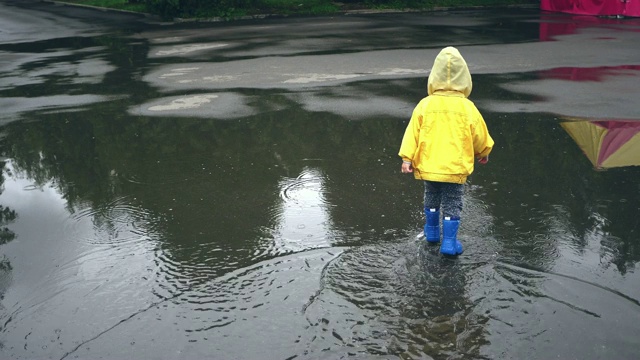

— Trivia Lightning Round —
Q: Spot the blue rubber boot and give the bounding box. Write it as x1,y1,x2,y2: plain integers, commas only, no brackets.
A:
440,217,463,256
424,208,440,243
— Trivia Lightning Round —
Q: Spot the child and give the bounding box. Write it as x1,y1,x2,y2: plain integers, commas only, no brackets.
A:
399,46,494,256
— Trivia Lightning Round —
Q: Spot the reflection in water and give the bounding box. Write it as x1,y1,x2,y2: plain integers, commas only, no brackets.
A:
1,77,639,359
481,65,640,120
538,65,640,82
0,161,167,358
1,8,640,359
273,167,334,253
538,13,640,42
561,119,640,169
0,161,18,328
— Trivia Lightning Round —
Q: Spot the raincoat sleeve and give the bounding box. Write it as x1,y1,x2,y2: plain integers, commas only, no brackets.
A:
398,103,423,162
471,110,494,158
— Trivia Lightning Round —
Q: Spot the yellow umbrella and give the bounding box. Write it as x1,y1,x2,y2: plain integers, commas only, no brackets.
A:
561,119,640,169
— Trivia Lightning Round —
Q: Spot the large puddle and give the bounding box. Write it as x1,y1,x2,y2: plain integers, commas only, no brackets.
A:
0,4,639,359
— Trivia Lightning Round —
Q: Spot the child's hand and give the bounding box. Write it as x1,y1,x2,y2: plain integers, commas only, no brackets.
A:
477,156,489,164
401,162,413,173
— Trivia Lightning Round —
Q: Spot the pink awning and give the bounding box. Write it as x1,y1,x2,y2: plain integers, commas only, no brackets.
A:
541,0,640,17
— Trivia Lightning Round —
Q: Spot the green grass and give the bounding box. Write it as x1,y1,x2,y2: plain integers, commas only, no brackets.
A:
63,0,147,12
362,0,534,10
259,0,340,14
60,0,536,19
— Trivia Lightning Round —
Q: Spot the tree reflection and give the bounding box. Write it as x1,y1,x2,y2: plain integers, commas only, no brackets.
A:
471,106,640,274
1,69,639,288
0,87,408,276
0,160,18,291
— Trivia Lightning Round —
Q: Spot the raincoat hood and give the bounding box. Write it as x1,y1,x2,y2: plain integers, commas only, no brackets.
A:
427,46,472,98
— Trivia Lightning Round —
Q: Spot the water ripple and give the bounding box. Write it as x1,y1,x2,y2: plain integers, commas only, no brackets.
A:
66,195,159,246
496,261,640,308
119,152,216,185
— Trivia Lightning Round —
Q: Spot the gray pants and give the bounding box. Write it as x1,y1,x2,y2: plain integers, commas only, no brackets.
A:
423,181,464,219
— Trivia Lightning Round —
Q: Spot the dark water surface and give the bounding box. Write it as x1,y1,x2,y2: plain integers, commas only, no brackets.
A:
0,3,639,359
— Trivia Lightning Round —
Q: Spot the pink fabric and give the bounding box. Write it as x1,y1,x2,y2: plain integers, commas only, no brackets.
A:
624,0,640,16
538,13,640,41
593,121,640,165
541,0,640,17
537,65,640,81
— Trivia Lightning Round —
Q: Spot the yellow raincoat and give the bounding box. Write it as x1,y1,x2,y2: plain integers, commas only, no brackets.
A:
398,47,494,184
